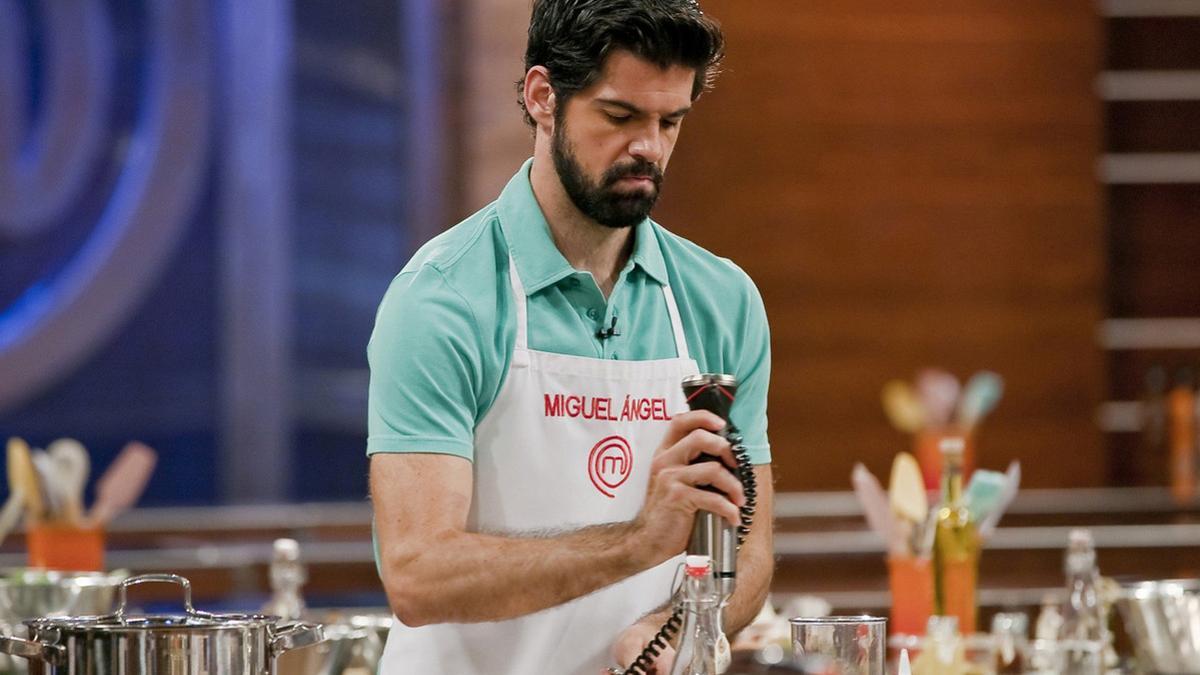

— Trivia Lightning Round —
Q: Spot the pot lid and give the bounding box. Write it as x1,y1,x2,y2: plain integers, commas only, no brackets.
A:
26,574,282,632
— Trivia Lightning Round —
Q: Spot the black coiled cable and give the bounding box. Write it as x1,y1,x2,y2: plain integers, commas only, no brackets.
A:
621,422,757,675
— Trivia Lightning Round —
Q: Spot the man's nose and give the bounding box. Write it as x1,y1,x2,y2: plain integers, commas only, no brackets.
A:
627,124,665,164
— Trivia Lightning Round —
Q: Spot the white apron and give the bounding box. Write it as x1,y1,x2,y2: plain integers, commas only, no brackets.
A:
380,260,699,674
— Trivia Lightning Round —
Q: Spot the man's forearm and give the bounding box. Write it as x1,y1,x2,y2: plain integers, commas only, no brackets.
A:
381,520,657,626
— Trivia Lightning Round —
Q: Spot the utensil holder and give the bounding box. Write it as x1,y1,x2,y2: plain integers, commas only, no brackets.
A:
27,523,105,571
887,555,934,637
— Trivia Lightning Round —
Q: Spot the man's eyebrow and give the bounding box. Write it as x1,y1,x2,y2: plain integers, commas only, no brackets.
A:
595,98,692,118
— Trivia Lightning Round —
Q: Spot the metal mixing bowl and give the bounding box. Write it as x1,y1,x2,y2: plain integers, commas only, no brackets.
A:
276,611,390,675
0,569,125,625
0,568,125,675
1117,578,1200,674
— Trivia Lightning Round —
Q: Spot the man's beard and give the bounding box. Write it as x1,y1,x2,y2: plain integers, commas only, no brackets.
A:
552,122,664,229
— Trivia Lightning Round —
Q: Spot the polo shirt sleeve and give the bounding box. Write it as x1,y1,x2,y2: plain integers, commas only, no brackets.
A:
366,266,482,460
730,276,772,465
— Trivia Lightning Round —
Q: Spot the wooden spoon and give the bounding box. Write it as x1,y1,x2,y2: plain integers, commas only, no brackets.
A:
889,451,928,524
7,437,44,524
881,380,926,433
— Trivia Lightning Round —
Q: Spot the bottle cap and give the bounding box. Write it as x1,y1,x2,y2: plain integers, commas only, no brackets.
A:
938,437,965,456
273,538,300,561
1068,528,1094,549
684,554,712,576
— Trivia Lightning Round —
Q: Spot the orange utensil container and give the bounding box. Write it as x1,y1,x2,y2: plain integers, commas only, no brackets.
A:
27,523,106,571
888,554,935,636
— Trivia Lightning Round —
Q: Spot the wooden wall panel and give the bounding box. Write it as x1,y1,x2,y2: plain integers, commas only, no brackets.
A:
456,2,1106,490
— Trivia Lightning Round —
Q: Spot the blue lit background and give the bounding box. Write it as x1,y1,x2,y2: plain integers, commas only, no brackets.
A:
0,0,418,504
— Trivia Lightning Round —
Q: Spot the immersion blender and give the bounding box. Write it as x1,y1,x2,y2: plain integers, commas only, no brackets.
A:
681,373,741,603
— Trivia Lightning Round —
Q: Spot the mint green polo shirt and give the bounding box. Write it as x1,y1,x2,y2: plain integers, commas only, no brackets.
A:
367,159,772,464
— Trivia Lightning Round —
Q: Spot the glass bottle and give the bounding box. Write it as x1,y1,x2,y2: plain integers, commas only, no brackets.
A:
670,555,724,675
262,537,307,620
990,612,1028,674
1058,529,1104,675
933,438,980,634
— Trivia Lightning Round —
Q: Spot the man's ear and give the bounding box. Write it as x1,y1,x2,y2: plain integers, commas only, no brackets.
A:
523,66,556,131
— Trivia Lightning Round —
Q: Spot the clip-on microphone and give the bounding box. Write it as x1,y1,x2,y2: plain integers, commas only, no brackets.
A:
596,315,620,340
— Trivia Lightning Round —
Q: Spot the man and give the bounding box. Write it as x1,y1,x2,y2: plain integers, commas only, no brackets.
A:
368,1,774,672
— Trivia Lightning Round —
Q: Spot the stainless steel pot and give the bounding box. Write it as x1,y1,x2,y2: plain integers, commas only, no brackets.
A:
0,573,323,675
1117,578,1200,674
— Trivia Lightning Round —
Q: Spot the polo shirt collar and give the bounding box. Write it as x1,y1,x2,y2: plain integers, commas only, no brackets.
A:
497,158,670,295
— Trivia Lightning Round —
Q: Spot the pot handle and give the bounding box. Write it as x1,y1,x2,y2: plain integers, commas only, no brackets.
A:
270,622,325,658
0,636,65,665
110,573,209,619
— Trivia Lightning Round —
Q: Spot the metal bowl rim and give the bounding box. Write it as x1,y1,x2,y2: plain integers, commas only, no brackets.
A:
788,615,886,625
1119,578,1200,600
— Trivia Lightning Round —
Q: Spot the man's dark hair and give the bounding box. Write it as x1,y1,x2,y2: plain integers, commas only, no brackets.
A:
517,0,725,127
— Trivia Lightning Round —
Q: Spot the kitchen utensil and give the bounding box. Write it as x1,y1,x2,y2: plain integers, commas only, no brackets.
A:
963,469,1007,524
978,461,1021,539
888,452,928,555
790,615,886,675
7,439,44,525
852,464,904,557
29,451,62,523
47,439,89,525
0,488,25,549
915,369,960,428
957,371,1004,429
0,573,323,675
888,453,927,525
87,441,156,526
1116,578,1200,674
881,381,925,434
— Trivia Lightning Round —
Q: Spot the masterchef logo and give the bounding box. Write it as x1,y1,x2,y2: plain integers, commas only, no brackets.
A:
588,435,633,498
544,393,672,422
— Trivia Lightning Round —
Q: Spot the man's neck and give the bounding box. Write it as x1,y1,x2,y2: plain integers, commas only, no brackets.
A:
529,155,633,298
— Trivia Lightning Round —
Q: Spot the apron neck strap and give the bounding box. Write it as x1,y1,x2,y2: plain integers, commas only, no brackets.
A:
661,284,690,360
507,261,530,350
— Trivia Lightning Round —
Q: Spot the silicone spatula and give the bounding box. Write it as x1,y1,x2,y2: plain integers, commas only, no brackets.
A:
916,369,961,428
852,463,906,556
958,371,1005,429
48,438,90,525
88,441,157,526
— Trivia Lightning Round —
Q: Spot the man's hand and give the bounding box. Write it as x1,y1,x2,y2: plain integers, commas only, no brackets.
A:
631,410,746,567
610,616,676,675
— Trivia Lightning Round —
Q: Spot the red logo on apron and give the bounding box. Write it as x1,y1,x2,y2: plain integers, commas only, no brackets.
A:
588,435,633,498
